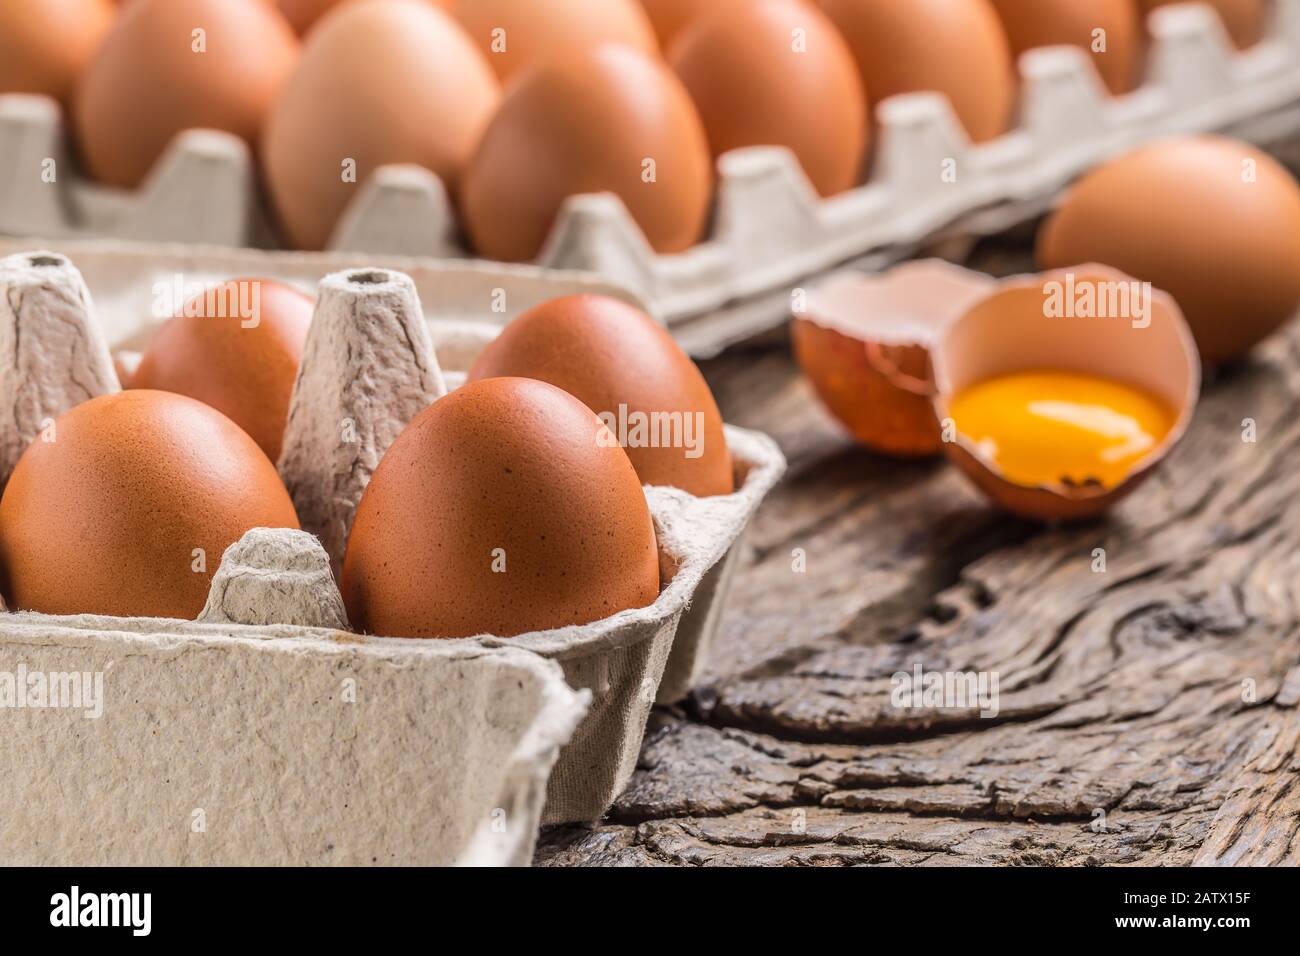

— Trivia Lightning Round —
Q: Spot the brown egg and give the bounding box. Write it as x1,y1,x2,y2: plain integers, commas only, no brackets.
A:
450,0,659,84
988,0,1141,95
341,377,660,639
640,0,773,48
467,295,733,496
669,0,866,197
276,0,453,35
933,266,1199,521
1137,0,1266,49
819,0,1016,143
74,0,298,189
0,0,115,106
1037,136,1300,364
263,0,499,250
130,279,314,462
0,390,300,618
461,44,712,262
794,262,995,456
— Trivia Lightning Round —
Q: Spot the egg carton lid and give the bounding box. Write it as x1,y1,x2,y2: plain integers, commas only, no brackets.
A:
5,2,1300,357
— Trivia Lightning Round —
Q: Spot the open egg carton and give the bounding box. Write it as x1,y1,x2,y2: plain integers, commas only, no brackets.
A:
0,244,784,848
4,4,1300,356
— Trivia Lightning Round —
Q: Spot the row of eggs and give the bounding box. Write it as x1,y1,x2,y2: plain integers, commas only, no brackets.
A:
0,0,1272,258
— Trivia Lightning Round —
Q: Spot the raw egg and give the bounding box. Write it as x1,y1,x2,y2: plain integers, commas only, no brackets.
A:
794,261,994,456
262,0,500,250
74,0,299,189
819,0,1016,143
341,377,660,639
988,0,1141,95
0,390,300,618
0,0,115,106
467,294,733,496
669,0,866,197
461,44,712,262
450,0,659,84
1037,135,1300,364
1138,0,1266,49
130,279,314,462
932,266,1200,520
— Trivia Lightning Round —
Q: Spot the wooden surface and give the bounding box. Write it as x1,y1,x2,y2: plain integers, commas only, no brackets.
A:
536,245,1300,867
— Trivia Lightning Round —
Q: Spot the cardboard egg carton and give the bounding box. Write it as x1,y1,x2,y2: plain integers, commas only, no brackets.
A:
0,245,784,830
4,3,1300,354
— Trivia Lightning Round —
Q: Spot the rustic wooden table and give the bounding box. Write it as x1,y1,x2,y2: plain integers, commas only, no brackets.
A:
536,242,1300,867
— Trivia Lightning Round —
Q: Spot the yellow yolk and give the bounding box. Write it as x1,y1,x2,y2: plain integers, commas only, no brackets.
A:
947,370,1176,489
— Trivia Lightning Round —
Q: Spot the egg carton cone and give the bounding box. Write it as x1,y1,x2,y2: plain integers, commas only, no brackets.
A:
0,247,784,823
0,251,587,865
5,3,1300,353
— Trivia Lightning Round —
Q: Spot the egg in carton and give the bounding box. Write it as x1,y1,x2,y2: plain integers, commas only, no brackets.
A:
3,2,1300,356
0,247,784,825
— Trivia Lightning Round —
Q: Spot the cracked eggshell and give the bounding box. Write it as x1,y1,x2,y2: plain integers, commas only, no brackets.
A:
467,294,733,496
341,377,660,639
451,0,659,84
130,279,314,462
263,0,500,250
1037,136,1300,365
819,0,1015,144
931,265,1201,521
669,0,866,197
794,261,995,456
0,0,115,106
461,43,712,263
0,390,300,618
74,0,299,189
988,0,1141,96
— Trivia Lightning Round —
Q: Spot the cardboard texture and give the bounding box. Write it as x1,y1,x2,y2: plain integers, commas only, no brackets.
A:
0,249,784,834
3,2,1299,341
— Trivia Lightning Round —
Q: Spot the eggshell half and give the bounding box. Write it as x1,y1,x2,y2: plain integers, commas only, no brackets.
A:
461,44,712,262
1037,136,1300,364
0,0,115,106
467,294,733,496
130,279,314,462
262,0,500,250
0,390,300,618
341,377,660,639
932,265,1201,521
988,0,1141,95
795,261,996,456
74,0,299,189
670,0,866,197
819,0,1016,144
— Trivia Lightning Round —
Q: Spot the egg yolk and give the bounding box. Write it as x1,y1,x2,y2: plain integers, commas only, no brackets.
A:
947,370,1176,489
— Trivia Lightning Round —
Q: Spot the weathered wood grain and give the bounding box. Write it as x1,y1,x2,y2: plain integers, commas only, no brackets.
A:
538,245,1300,866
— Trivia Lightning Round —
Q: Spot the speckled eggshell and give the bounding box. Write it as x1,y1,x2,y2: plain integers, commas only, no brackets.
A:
130,279,314,462
988,0,1141,95
451,0,659,84
0,390,300,619
461,44,712,262
262,0,500,250
0,0,115,106
818,0,1015,143
74,0,299,189
467,295,734,496
342,377,660,639
669,0,867,197
1037,135,1300,364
